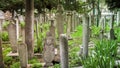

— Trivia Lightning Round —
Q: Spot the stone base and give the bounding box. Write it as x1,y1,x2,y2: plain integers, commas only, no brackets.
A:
7,51,18,57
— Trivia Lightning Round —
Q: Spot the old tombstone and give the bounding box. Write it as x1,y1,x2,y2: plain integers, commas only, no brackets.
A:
66,11,72,39
117,11,120,26
43,32,55,67
0,10,5,68
15,18,19,40
56,5,64,38
4,11,12,20
49,19,55,45
82,13,89,58
8,20,17,53
18,15,25,43
59,34,68,68
18,42,28,68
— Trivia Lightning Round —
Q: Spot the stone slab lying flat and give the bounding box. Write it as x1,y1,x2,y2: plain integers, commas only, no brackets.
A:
74,66,83,68
7,51,18,57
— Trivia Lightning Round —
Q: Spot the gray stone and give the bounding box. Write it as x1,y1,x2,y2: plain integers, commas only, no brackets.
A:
43,32,55,67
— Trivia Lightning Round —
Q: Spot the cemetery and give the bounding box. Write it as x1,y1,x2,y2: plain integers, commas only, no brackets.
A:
0,0,120,68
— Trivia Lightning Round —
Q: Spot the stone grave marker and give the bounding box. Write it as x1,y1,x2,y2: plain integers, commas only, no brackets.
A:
8,20,17,53
4,11,12,20
0,10,5,68
49,19,55,45
59,34,68,68
18,42,28,68
66,11,72,39
56,5,64,38
43,32,55,67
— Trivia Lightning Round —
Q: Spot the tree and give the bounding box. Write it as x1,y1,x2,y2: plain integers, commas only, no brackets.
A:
25,0,34,59
105,0,120,10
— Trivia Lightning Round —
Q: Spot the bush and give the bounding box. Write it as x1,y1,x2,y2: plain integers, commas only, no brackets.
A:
82,40,117,68
2,31,9,41
10,62,20,68
32,63,42,68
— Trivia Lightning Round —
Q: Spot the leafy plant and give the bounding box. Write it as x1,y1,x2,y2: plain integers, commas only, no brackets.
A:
91,25,101,37
32,63,42,68
10,62,20,68
2,21,9,29
28,57,39,64
20,21,25,28
2,31,9,41
82,40,117,68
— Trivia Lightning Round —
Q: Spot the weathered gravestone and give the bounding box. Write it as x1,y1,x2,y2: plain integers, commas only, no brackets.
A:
8,20,17,53
49,19,55,45
4,11,12,20
18,15,25,43
59,34,69,68
66,11,72,39
43,32,55,67
0,10,5,68
56,5,64,38
18,42,28,68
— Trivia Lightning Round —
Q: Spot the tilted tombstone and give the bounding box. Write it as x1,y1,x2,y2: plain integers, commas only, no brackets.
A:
43,32,55,67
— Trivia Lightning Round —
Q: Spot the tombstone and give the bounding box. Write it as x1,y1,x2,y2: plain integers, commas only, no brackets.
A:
4,11,12,20
18,42,28,68
8,20,17,53
49,19,56,45
82,13,89,58
117,11,120,26
0,10,5,68
43,32,55,67
18,15,25,43
56,5,64,38
15,18,19,40
66,11,72,38
59,34,68,68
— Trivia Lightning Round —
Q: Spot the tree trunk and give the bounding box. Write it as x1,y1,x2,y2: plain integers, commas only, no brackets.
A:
25,0,34,59
82,13,89,58
0,20,4,68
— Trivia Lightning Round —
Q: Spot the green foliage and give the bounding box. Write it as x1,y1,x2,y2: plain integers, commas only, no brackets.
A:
32,63,42,68
91,26,101,37
105,0,120,10
34,23,49,53
114,27,120,42
2,31,9,41
53,64,60,68
69,47,81,67
20,22,25,28
28,57,39,64
71,25,82,38
2,21,9,29
4,57,12,66
10,62,20,68
82,40,117,68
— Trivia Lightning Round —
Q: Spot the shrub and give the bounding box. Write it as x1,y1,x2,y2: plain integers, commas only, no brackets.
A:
2,31,9,41
82,40,117,68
